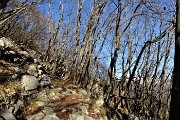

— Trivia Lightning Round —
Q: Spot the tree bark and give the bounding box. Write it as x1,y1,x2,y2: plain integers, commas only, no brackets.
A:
169,0,180,119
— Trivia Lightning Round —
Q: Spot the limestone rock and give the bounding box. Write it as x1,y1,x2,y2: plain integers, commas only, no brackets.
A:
21,75,39,91
0,109,16,120
27,64,38,77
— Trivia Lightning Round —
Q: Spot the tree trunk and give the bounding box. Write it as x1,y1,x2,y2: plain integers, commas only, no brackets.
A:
169,0,180,119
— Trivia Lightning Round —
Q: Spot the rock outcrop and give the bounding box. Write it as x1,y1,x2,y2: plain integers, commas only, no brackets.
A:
0,37,108,120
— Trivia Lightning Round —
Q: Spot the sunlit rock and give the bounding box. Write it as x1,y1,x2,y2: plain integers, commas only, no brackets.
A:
0,39,5,47
0,37,14,48
0,109,16,120
19,51,29,57
21,75,39,91
27,64,38,77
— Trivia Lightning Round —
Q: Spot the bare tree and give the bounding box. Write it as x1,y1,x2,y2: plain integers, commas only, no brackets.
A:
170,0,180,119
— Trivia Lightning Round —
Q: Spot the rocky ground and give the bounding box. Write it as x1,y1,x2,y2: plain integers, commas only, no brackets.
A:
0,37,107,120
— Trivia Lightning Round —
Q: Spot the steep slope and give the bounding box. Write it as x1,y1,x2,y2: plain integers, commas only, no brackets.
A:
0,37,107,120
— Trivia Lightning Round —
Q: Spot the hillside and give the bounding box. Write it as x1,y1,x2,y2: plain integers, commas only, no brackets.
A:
0,37,109,120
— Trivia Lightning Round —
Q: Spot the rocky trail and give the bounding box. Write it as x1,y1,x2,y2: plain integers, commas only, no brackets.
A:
0,37,107,120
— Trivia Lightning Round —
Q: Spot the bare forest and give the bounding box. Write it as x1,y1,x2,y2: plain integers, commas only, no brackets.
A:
0,0,179,120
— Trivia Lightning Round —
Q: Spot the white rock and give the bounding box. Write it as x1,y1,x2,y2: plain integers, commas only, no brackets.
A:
80,106,88,115
9,50,15,54
19,51,29,56
34,59,38,63
21,75,39,91
27,64,38,77
0,39,5,47
0,37,14,48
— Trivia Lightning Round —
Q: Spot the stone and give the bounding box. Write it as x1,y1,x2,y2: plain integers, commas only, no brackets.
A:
69,113,93,120
42,113,60,120
27,64,38,77
84,115,94,120
13,99,24,115
0,37,14,48
39,74,51,87
34,59,38,63
19,51,29,57
80,106,88,115
48,91,60,100
35,101,46,107
26,112,45,120
9,50,15,54
41,107,54,115
0,39,5,47
26,107,54,120
21,75,39,91
37,90,48,101
0,109,16,120
79,89,88,96
12,74,18,79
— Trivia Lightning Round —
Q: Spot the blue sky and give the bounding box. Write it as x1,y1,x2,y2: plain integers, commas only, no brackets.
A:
37,0,175,79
